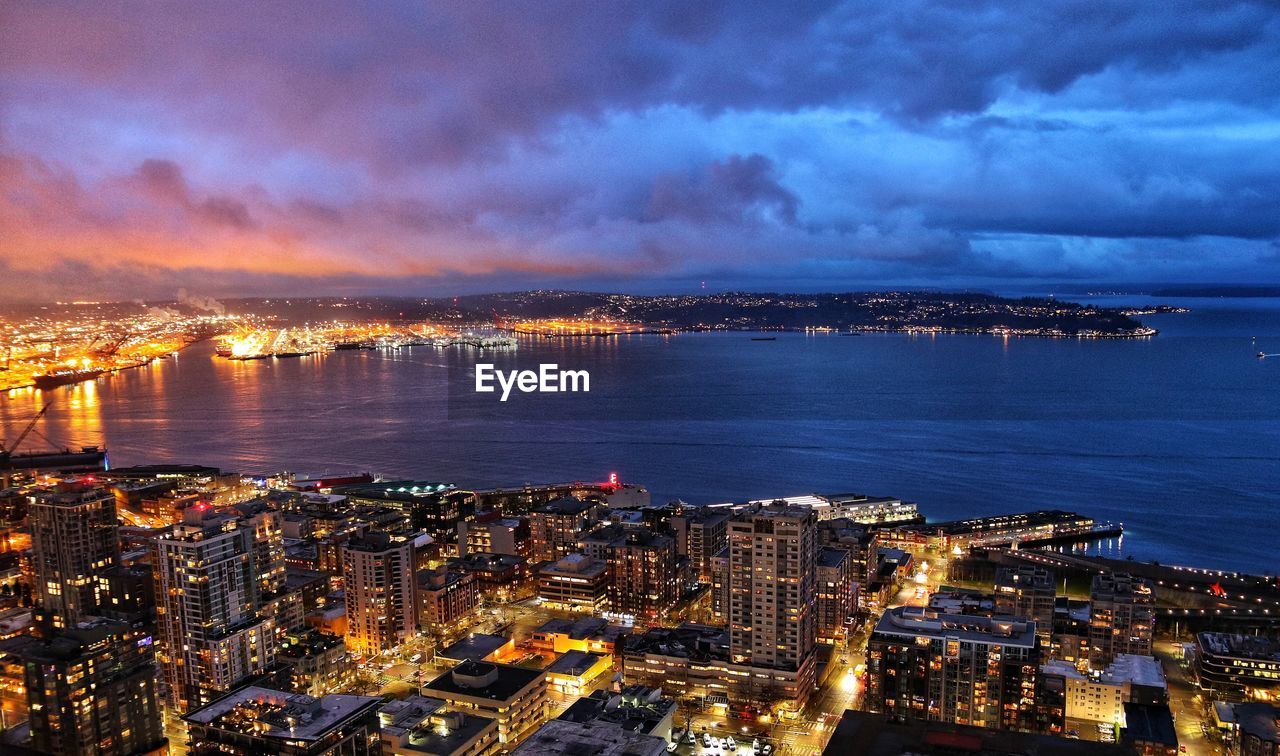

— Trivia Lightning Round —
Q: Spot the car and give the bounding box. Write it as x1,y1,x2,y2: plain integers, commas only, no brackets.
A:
726,740,737,751
666,743,678,753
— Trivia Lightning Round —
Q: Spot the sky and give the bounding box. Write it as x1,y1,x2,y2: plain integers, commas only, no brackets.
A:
1,1,1278,302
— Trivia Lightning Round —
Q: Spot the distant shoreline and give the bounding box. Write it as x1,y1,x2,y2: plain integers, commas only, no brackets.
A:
1149,287,1280,298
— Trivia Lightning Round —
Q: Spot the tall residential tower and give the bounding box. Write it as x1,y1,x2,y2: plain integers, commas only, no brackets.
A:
152,506,278,711
726,501,818,704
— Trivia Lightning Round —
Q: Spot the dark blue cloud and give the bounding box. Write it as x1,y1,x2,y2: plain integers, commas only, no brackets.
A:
0,0,1277,300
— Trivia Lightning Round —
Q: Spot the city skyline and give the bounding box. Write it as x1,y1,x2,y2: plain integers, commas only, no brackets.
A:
2,2,1279,302
1,5,1278,755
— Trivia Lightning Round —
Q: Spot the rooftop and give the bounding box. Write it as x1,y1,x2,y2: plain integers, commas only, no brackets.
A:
424,660,544,703
378,695,497,755
995,565,1056,591
184,686,381,742
541,553,608,578
335,480,456,499
31,485,114,506
622,624,730,662
873,606,1037,648
451,552,527,571
730,500,816,524
1122,703,1178,747
535,496,598,516
823,710,1135,756
535,616,627,643
1103,654,1166,689
278,630,346,658
817,546,849,569
1041,654,1165,690
927,590,995,615
378,695,445,737
1233,703,1280,744
512,719,667,756
438,633,510,663
1198,632,1280,661
546,650,604,677
558,687,675,736
1092,572,1155,598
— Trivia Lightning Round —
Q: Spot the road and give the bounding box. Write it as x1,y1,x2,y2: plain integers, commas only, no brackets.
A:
1157,639,1224,756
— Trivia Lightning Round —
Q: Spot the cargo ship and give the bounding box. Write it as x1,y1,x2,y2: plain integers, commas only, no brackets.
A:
32,367,106,390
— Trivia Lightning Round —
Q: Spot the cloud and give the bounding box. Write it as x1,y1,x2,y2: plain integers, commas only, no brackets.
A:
647,154,798,225
0,1,1277,300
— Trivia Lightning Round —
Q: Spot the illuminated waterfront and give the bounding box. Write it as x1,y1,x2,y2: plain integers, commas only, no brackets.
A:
2,296,1276,573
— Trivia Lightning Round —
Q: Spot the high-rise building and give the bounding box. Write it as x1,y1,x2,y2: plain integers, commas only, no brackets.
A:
726,502,818,673
28,483,120,629
1089,573,1155,665
1038,654,1168,740
529,497,602,564
669,506,729,583
994,566,1056,643
607,530,678,619
152,505,278,712
537,554,610,612
417,566,479,633
342,532,418,655
816,546,855,643
10,617,167,756
710,548,729,622
867,606,1040,731
458,514,529,557
232,499,287,594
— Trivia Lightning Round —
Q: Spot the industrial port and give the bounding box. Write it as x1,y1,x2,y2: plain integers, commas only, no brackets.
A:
214,324,517,361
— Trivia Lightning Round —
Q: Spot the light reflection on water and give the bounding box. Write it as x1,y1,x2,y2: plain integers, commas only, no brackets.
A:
1,303,1277,574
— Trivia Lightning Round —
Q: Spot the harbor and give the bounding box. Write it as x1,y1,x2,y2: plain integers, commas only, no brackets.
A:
215,324,518,360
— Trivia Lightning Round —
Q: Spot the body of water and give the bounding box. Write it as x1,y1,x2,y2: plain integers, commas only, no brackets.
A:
3,296,1277,573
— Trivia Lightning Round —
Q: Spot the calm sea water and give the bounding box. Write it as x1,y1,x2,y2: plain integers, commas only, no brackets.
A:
3,296,1278,573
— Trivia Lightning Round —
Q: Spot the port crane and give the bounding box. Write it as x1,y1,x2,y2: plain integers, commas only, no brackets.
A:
0,399,54,459
93,332,132,359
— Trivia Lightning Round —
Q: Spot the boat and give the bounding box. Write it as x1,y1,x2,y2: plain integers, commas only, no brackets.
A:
33,368,106,390
334,341,375,350
229,353,269,361
751,336,777,341
1260,352,1268,359
274,351,310,358
214,344,234,357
